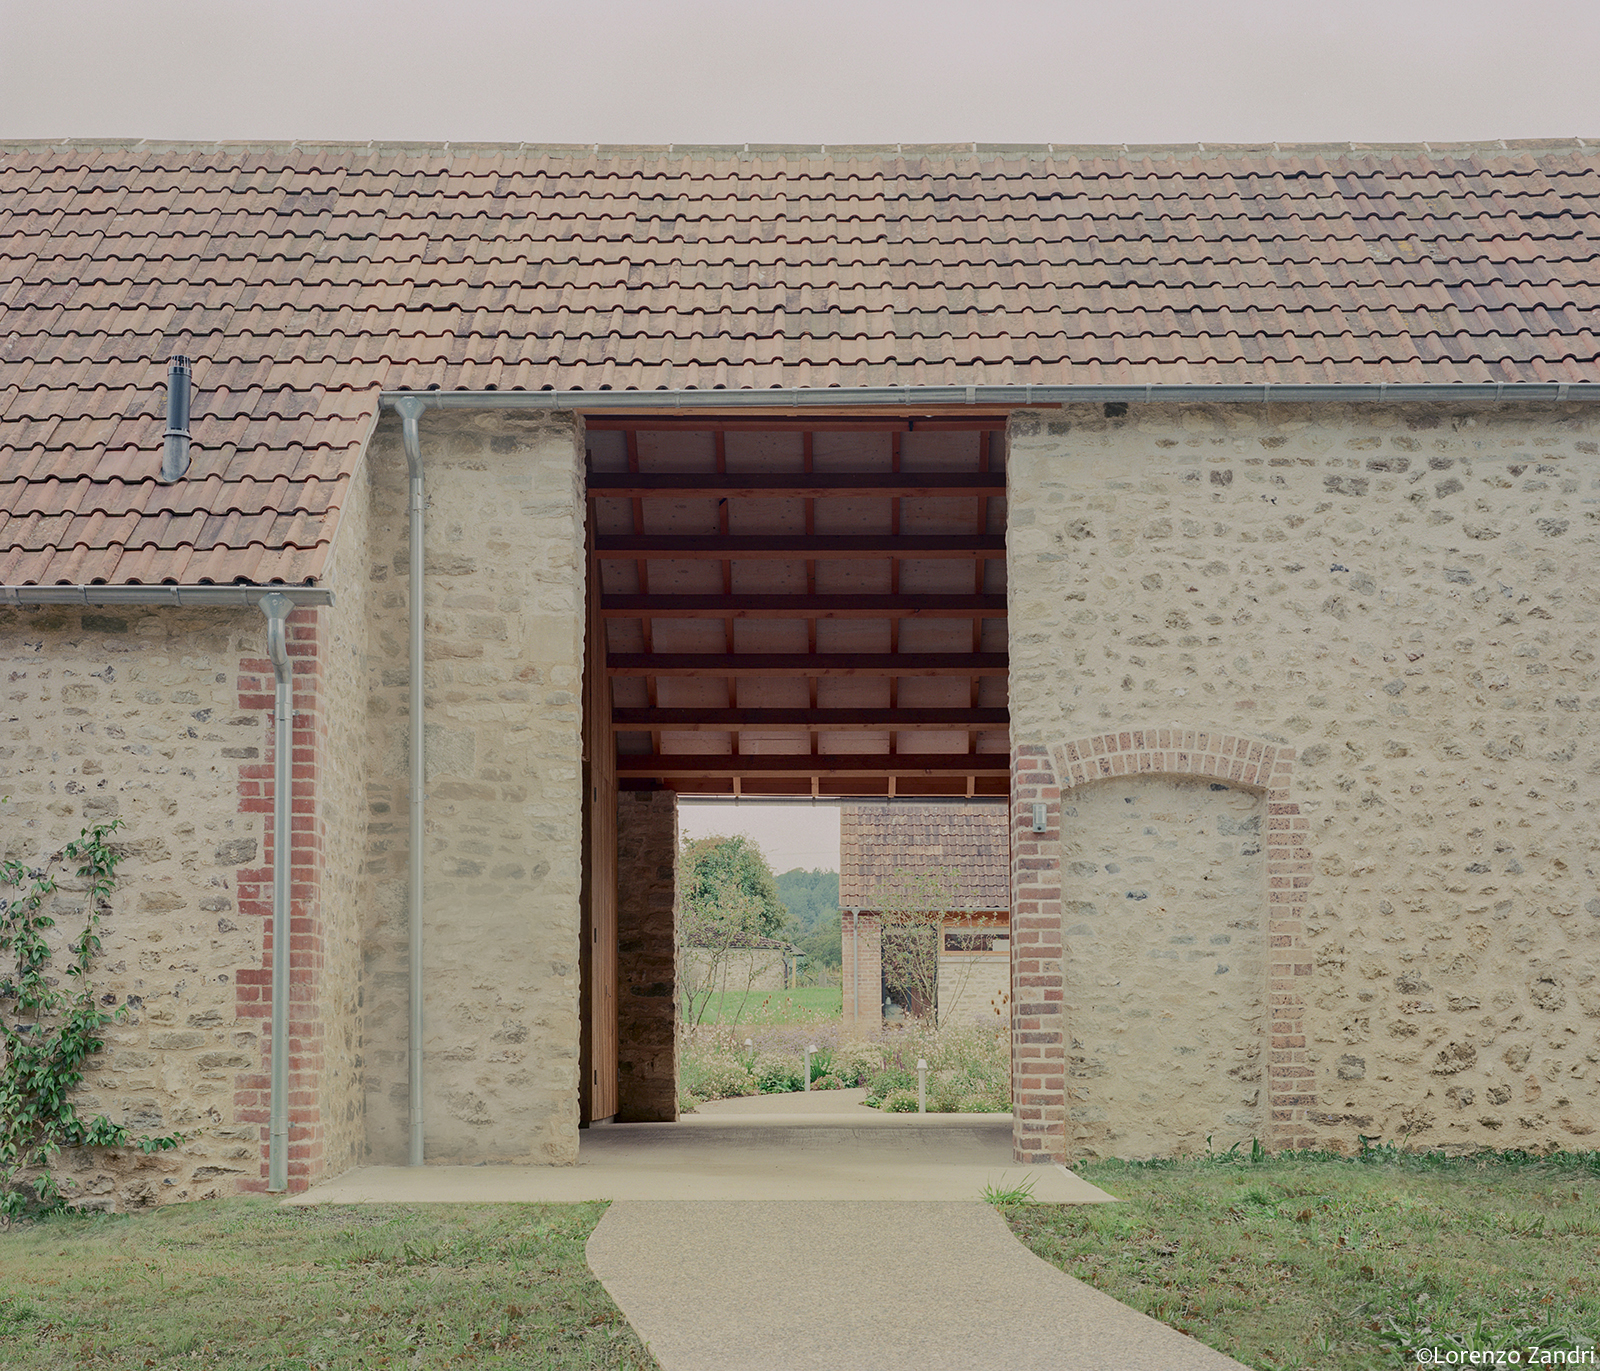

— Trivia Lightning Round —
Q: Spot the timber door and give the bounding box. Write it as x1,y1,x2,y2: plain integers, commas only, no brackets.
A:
581,521,619,1122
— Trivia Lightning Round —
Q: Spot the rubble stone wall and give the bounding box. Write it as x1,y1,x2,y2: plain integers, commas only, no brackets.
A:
616,789,677,1122
361,409,588,1165
1006,401,1600,1157
0,604,272,1207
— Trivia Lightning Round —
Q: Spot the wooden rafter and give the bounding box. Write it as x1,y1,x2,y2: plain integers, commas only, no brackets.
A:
591,421,1010,794
587,472,1006,498
607,652,1007,677
613,707,1009,730
600,593,1007,619
595,534,1004,559
615,753,1011,778
584,417,1008,433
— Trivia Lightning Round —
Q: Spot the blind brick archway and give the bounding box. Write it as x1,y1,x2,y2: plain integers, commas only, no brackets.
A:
1010,729,1309,1165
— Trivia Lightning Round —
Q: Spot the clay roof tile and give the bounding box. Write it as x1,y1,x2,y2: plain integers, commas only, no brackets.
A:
5,140,1598,583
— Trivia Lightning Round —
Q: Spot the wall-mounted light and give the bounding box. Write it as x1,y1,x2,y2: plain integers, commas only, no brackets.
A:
161,355,192,482
1032,801,1047,833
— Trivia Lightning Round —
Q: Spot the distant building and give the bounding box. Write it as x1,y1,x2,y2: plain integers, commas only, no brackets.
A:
838,802,1011,1027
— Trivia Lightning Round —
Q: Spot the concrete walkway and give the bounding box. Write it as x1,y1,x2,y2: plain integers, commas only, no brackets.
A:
288,1092,1112,1204
589,1201,1251,1371
289,1093,1248,1369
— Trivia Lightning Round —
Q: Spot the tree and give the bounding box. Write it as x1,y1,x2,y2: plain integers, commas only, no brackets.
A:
774,868,840,938
776,868,841,983
679,836,786,939
676,835,788,1030
797,912,842,977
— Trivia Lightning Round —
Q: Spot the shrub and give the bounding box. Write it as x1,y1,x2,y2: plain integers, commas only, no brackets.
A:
682,1054,757,1101
751,1052,803,1094
864,1064,916,1105
831,1040,882,1087
882,1090,920,1114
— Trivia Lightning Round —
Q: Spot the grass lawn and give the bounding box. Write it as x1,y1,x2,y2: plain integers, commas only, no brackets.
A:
1002,1149,1600,1371
0,1199,656,1370
688,985,841,1026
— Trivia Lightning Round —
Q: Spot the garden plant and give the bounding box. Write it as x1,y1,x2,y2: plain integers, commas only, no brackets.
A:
0,819,182,1216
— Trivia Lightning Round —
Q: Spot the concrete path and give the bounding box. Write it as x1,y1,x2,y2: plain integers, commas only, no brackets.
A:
588,1200,1251,1371
290,1094,1245,1369
288,1098,1113,1205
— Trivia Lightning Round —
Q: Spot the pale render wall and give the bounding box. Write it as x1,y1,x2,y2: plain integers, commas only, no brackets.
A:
1061,776,1266,1156
362,409,587,1165
0,605,269,1206
1007,401,1600,1154
682,948,791,994
938,952,1011,1026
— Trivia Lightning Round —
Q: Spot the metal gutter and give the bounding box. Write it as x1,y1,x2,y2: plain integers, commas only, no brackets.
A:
393,395,428,1169
258,592,293,1193
380,382,1598,415
0,585,334,608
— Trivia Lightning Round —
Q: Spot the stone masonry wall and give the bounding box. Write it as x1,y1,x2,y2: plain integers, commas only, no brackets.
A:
362,409,587,1165
1007,401,1600,1156
0,605,273,1207
616,790,677,1122
312,460,371,1182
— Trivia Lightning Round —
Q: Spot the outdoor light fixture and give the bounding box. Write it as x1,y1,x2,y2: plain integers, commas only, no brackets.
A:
161,355,193,482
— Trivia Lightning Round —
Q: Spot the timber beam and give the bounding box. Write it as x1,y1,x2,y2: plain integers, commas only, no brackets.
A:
613,707,1010,731
606,652,1008,677
595,534,1004,560
587,472,1006,499
614,753,1012,778
584,417,1007,433
601,593,1006,619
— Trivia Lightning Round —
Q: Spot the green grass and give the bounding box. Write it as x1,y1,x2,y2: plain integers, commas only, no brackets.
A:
1000,1149,1600,1371
0,1199,656,1369
688,985,841,1026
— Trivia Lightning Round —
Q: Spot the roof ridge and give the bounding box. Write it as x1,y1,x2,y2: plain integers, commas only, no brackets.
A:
0,137,1595,163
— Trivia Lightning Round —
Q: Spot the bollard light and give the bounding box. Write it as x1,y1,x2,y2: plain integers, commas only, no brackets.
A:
917,1057,928,1114
805,1043,818,1092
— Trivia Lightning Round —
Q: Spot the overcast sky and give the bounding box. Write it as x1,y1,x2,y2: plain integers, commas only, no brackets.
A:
6,0,1590,868
3,0,1596,146
678,800,842,874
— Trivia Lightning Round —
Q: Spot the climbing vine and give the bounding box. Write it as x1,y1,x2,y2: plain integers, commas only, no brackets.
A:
0,819,181,1215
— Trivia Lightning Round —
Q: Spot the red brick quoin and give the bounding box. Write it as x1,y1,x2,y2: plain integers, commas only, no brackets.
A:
1011,728,1312,1164
231,607,329,1193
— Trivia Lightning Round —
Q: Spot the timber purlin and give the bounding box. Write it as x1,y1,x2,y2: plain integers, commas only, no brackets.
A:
606,652,1008,677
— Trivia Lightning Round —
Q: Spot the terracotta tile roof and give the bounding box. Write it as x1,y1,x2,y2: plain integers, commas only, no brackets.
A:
4,139,1599,584
839,802,1010,910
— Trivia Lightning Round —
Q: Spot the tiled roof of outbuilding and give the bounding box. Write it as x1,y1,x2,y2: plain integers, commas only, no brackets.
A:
4,139,1599,585
839,802,1010,910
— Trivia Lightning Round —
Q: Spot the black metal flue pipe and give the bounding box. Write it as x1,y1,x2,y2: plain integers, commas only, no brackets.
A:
161,355,192,481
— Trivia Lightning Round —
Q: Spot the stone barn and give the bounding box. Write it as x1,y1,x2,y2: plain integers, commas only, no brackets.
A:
2,139,1598,1204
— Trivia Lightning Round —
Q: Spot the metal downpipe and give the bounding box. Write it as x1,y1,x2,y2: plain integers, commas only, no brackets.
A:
259,592,293,1193
395,396,427,1168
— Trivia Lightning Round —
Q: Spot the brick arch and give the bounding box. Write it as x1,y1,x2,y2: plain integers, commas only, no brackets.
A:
1009,728,1314,1165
